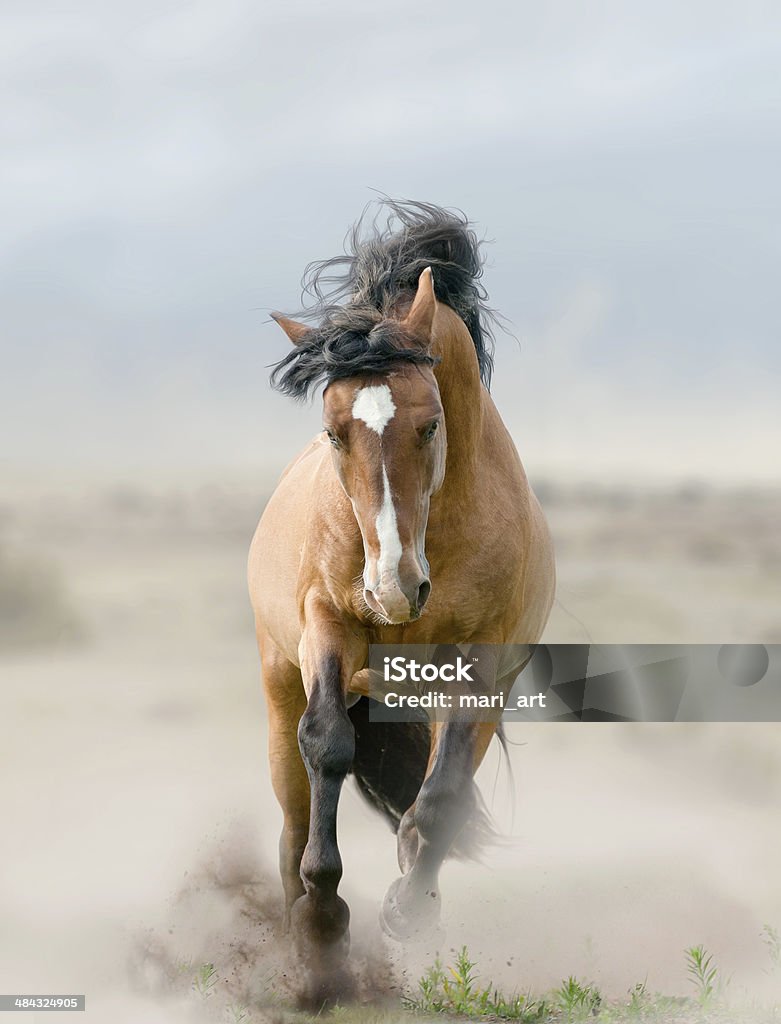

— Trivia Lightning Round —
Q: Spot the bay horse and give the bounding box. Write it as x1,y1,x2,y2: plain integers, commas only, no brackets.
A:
248,200,555,1004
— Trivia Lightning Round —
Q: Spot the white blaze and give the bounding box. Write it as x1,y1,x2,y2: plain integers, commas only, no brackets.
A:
351,384,395,435
375,465,403,579
351,384,403,594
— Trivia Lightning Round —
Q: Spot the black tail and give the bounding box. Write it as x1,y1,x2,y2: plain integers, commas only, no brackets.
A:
347,697,500,861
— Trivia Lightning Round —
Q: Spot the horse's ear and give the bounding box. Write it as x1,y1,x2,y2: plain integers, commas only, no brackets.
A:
402,267,437,345
271,312,311,346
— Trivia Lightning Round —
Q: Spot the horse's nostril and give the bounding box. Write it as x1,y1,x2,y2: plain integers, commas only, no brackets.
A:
415,580,431,612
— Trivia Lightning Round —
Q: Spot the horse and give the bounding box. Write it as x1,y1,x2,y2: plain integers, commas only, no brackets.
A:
248,200,555,1004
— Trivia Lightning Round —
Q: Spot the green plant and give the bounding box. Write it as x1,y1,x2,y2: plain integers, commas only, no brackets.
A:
555,976,602,1021
175,956,193,976
406,947,547,1020
443,946,480,1013
684,945,720,1007
412,956,446,1013
192,961,218,1000
627,980,649,1015
224,1003,250,1024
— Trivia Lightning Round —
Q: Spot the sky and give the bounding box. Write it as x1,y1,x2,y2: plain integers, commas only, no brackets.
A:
2,0,780,485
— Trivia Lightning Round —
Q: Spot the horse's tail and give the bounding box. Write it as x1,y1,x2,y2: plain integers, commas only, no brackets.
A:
347,696,502,860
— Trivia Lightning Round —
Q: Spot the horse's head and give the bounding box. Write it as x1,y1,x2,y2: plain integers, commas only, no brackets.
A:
274,270,445,624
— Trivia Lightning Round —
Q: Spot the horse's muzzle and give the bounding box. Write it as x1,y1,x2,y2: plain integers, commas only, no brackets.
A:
364,576,431,623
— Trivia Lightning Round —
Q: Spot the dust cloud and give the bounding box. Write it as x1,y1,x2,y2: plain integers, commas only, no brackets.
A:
1,476,780,1019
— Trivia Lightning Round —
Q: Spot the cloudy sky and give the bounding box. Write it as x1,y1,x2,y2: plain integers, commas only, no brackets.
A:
2,0,779,484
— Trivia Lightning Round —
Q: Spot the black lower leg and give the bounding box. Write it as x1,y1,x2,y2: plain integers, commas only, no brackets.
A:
291,655,355,964
382,722,477,939
413,722,477,876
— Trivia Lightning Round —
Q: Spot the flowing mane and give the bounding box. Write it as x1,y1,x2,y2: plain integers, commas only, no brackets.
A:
269,198,499,399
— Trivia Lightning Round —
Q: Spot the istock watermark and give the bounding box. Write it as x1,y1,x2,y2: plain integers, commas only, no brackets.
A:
383,654,476,683
366,644,780,723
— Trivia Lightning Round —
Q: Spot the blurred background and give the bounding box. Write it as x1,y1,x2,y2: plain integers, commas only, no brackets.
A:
1,2,780,1020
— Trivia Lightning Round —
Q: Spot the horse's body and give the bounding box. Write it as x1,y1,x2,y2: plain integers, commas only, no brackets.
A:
248,202,555,1005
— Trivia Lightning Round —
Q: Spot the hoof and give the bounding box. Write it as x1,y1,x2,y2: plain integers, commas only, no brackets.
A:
289,894,350,955
289,893,351,989
296,965,356,1012
380,875,442,942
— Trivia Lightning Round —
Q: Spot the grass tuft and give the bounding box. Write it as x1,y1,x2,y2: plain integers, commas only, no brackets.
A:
555,975,602,1021
405,946,548,1020
192,961,218,1000
684,944,724,1008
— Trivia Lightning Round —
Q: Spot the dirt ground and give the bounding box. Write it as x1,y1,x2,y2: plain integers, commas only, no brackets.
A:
1,477,780,1021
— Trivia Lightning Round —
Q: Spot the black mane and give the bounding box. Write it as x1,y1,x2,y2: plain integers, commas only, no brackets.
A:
269,199,499,399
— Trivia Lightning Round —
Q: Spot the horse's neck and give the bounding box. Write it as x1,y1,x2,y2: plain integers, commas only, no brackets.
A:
431,307,485,497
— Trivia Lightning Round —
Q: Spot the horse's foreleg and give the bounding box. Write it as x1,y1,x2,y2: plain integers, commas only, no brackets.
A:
289,605,365,1002
383,647,523,938
382,719,497,939
258,633,309,928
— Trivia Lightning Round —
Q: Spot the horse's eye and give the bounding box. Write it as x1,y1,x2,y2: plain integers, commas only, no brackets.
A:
325,430,341,449
422,421,439,443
